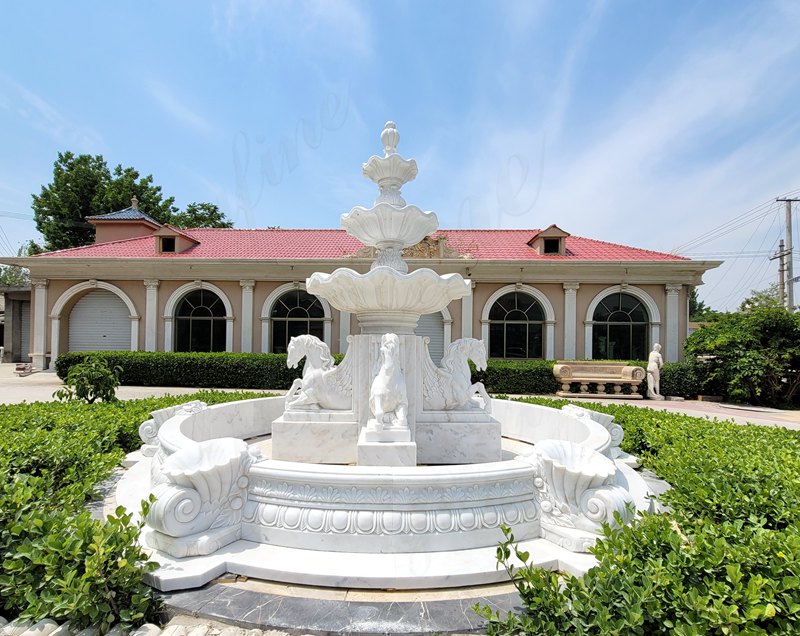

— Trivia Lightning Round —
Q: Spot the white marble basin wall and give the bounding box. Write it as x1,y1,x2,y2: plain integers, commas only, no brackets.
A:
157,396,285,456
492,400,611,457
243,458,540,553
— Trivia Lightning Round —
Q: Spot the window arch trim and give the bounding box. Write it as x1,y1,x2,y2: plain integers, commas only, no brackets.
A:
260,283,332,353
480,284,555,359
583,285,661,359
163,281,234,352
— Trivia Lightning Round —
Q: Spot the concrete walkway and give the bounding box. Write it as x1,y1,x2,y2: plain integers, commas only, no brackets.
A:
2,362,798,431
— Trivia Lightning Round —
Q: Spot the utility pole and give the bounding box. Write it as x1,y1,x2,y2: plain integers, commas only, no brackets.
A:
770,239,787,306
777,198,799,311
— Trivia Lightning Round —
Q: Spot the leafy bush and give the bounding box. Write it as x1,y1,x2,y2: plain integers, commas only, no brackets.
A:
0,391,267,628
472,359,559,394
54,358,122,403
56,351,303,390
478,398,800,634
685,307,800,406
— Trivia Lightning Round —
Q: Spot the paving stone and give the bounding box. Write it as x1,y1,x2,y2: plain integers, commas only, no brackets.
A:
2,619,34,636
128,624,162,636
158,626,187,636
19,619,59,636
47,624,74,636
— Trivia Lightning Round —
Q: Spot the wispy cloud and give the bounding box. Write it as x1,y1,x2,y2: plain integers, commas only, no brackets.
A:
144,80,216,136
211,0,373,60
0,74,103,150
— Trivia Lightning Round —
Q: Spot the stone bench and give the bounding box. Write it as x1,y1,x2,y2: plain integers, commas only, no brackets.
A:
552,361,645,399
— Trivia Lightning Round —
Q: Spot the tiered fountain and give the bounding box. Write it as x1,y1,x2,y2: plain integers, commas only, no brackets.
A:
121,123,649,592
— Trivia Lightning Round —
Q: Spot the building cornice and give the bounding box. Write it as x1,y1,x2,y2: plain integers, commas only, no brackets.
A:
2,256,722,287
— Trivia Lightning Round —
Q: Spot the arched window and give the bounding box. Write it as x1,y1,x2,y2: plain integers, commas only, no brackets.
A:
270,289,325,354
591,292,649,360
175,289,227,352
488,292,544,358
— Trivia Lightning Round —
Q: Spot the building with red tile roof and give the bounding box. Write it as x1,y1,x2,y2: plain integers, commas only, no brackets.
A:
1,206,719,370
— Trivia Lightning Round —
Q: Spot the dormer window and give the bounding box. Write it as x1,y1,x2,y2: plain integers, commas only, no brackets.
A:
528,224,570,256
543,238,560,254
160,237,176,253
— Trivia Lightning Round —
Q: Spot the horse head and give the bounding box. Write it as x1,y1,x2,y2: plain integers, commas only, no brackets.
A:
286,335,308,369
444,338,487,372
288,334,333,371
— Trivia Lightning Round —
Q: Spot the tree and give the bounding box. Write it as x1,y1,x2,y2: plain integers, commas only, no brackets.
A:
739,283,783,312
688,288,719,321
0,244,32,285
685,306,800,406
102,164,177,224
32,152,178,251
169,202,233,229
32,152,110,250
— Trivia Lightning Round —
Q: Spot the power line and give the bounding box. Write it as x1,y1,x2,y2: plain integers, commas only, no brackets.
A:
672,189,800,253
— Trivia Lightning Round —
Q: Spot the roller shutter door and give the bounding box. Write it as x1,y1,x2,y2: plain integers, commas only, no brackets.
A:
68,290,130,351
416,312,445,365
20,301,31,362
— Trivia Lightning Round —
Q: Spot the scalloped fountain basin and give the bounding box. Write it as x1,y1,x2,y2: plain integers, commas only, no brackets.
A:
146,396,619,555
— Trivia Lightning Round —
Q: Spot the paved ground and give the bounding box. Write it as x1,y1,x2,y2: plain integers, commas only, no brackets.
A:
2,362,798,430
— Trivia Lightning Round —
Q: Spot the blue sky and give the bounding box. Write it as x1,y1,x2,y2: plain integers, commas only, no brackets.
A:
2,1,800,310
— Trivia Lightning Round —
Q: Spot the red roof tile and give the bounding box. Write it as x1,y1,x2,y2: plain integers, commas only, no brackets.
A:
34,228,687,261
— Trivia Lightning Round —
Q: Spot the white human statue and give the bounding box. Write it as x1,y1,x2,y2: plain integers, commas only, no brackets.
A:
647,343,664,400
369,333,408,430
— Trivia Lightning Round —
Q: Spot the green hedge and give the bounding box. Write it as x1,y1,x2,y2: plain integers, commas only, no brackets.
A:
0,391,267,630
56,351,710,398
56,351,303,390
479,398,800,634
473,359,560,394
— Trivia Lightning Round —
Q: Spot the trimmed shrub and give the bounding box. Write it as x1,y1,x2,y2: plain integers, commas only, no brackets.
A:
56,351,303,390
473,359,559,394
0,391,267,629
478,397,800,634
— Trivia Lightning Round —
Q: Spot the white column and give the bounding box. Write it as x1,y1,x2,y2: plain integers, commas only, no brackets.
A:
562,283,579,360
261,317,270,353
240,280,255,353
665,284,682,362
31,278,48,369
339,311,351,353
144,279,159,352
164,318,173,351
461,282,474,339
49,317,60,364
545,321,555,360
225,317,235,352
130,318,140,351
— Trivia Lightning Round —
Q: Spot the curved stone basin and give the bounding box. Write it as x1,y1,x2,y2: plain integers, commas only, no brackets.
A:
132,395,647,591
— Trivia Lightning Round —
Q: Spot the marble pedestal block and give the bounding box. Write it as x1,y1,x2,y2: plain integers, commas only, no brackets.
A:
272,414,358,464
415,417,502,464
357,428,416,466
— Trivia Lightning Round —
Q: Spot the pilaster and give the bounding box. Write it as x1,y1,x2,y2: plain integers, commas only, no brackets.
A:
665,284,682,362
240,280,255,353
144,279,160,352
562,283,580,360
31,278,48,369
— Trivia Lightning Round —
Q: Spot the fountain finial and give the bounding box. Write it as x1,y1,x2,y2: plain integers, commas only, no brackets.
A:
381,121,399,157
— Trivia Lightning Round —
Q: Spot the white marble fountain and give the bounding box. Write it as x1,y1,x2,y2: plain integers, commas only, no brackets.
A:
118,123,649,592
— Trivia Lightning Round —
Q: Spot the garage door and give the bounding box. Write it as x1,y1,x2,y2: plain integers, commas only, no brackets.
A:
68,290,130,351
416,312,445,365
20,301,31,362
